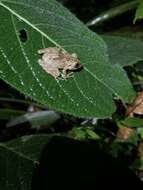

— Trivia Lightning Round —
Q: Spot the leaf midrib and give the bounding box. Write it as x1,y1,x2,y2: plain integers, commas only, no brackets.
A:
0,0,120,99
0,1,60,47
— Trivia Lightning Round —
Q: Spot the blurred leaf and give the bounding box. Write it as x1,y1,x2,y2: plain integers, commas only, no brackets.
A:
131,158,143,170
126,91,143,116
126,130,138,145
6,110,60,129
85,127,100,140
68,127,87,140
68,126,100,140
0,134,53,190
121,117,143,128
139,128,143,139
103,35,143,67
110,141,134,158
0,0,135,118
134,2,143,23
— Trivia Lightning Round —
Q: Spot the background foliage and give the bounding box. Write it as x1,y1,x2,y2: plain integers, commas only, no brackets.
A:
0,0,143,189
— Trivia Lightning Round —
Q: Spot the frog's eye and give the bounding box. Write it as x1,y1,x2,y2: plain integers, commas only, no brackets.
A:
74,63,82,69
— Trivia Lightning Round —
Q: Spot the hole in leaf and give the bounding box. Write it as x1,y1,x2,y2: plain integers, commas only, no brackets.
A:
19,29,28,42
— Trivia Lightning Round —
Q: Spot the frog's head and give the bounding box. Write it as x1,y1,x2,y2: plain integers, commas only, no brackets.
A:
66,57,83,71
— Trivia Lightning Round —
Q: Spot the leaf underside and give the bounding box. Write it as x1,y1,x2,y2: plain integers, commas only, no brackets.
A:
0,0,135,118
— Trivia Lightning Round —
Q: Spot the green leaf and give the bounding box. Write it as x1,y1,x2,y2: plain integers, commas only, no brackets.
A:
120,117,143,128
0,0,135,118
68,126,100,140
85,127,101,140
0,134,53,190
103,35,143,67
134,2,143,23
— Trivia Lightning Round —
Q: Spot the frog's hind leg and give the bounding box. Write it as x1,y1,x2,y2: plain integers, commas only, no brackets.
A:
48,69,61,79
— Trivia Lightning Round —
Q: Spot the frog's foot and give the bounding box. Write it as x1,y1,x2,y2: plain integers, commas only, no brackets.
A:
54,72,66,80
61,72,74,80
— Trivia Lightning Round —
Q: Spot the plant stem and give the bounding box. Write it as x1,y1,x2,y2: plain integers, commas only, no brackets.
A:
86,0,140,27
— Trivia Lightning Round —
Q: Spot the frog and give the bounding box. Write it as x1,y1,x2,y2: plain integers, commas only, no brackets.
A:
38,47,82,79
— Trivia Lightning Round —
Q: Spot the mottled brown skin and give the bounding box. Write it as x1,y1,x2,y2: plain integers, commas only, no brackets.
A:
38,47,82,79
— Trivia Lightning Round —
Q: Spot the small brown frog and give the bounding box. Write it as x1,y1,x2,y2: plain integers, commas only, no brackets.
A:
38,47,82,79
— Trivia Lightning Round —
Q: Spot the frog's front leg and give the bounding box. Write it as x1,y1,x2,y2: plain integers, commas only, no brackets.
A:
62,69,74,79
38,49,47,54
